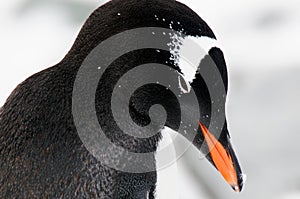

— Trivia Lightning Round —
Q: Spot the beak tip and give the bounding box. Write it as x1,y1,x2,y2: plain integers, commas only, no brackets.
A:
232,173,246,193
231,185,241,193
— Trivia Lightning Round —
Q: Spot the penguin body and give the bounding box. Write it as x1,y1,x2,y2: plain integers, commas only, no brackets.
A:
0,0,243,198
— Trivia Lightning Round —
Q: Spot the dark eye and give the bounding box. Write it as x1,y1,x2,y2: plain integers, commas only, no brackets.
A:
178,75,191,93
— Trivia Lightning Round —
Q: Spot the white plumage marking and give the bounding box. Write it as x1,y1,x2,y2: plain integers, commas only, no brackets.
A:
169,35,221,93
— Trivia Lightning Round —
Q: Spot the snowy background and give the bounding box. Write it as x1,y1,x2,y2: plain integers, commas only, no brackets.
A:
1,0,300,198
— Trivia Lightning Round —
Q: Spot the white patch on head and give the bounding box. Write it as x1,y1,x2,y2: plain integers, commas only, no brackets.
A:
168,34,222,93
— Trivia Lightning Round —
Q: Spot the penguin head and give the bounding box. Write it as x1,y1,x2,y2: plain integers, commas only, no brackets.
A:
70,0,244,192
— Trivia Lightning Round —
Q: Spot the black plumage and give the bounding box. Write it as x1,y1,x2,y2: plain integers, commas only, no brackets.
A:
0,0,243,198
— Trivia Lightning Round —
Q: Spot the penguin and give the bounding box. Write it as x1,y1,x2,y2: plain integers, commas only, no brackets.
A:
0,0,244,198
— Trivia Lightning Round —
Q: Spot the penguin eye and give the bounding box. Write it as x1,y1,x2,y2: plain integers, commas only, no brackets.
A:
178,75,191,93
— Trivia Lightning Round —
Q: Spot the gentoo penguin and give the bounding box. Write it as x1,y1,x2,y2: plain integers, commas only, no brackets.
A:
0,0,244,198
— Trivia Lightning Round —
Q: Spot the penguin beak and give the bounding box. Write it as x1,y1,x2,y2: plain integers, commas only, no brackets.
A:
198,122,244,192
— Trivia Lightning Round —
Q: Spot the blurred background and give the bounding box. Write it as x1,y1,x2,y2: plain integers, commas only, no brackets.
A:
1,0,300,198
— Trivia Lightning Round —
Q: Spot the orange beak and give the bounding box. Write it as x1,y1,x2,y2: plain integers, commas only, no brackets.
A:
198,121,241,192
